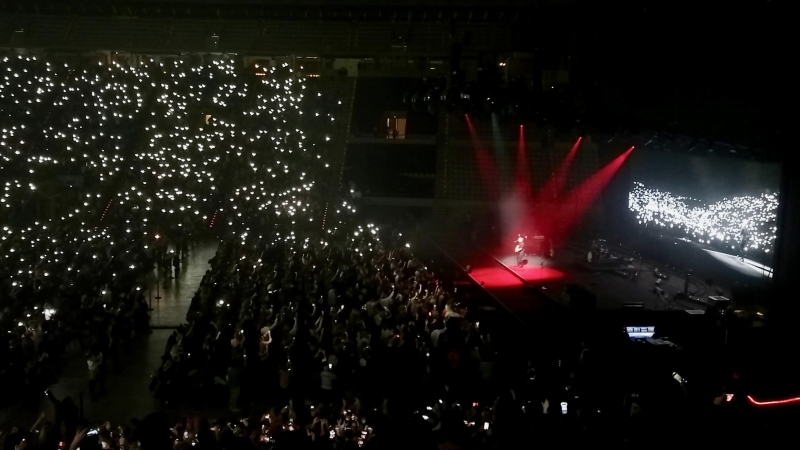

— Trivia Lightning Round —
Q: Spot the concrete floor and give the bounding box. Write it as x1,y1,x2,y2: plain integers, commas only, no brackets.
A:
147,242,219,327
0,242,219,430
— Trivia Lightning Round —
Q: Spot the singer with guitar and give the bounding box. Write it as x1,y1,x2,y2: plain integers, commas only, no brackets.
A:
514,235,526,267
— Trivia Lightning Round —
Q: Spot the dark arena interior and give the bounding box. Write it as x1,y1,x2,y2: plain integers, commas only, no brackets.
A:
0,0,796,448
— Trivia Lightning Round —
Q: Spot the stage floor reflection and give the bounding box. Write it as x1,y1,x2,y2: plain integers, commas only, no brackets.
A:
495,254,566,282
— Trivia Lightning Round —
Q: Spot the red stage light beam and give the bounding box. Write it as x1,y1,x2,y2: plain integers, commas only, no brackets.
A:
544,146,634,242
521,136,581,238
503,124,534,239
465,114,500,198
513,125,533,201
537,136,582,204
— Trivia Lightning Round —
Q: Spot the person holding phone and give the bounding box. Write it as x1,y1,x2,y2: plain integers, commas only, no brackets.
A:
86,347,106,400
320,363,337,405
68,428,101,450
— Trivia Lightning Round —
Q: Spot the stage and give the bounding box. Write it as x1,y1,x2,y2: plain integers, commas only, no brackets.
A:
494,254,566,283
434,231,768,325
702,249,773,279
485,244,726,311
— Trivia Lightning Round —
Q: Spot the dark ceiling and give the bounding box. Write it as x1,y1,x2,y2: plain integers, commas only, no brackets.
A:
545,0,790,158
0,0,574,19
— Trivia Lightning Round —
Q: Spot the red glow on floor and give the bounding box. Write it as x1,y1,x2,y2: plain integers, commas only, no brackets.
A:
488,254,565,283
469,267,526,288
511,265,565,282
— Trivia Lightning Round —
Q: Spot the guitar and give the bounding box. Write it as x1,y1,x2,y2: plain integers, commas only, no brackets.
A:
515,244,523,253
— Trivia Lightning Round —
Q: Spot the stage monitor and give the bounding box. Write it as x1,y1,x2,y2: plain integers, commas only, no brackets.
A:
625,326,655,339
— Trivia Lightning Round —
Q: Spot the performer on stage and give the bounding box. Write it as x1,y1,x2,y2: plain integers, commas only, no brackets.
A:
514,234,526,267
738,227,749,262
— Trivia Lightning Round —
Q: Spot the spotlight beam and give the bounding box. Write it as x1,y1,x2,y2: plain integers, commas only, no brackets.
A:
537,136,582,204
465,114,500,198
491,113,512,188
544,146,634,242
513,125,532,201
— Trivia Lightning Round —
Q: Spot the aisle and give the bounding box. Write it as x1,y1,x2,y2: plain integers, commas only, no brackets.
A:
0,242,219,429
148,241,219,327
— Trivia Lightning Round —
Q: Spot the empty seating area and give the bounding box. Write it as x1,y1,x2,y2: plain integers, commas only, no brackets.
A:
1,15,458,56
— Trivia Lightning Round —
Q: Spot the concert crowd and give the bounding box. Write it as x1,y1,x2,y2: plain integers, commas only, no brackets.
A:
0,54,738,450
